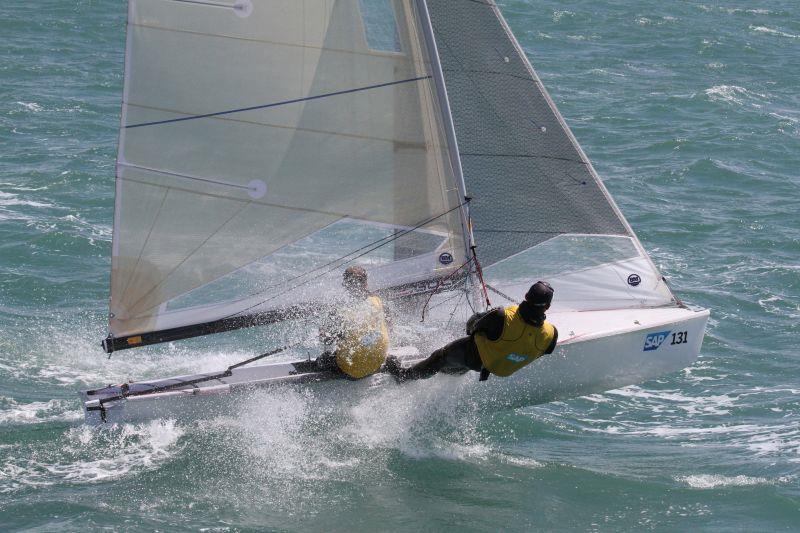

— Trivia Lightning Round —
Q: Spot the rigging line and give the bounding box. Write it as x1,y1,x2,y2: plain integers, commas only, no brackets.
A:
471,247,492,307
125,76,432,129
485,283,515,303
124,215,406,321
223,202,469,321
445,289,466,330
121,217,347,322
125,200,253,315
420,257,474,322
425,286,468,312
117,187,170,307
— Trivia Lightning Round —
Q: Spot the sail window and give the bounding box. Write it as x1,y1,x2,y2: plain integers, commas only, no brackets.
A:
358,0,402,52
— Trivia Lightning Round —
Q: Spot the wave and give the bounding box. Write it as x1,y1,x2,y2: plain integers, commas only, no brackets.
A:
677,474,778,489
750,25,800,39
703,85,767,106
0,397,81,425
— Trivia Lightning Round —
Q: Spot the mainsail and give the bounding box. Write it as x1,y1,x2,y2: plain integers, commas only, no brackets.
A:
107,0,469,346
425,0,676,312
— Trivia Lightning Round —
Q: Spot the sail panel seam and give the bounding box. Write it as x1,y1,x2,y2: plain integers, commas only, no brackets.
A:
474,229,617,235
130,22,412,61
125,76,432,129
124,102,426,146
165,0,234,9
460,152,585,164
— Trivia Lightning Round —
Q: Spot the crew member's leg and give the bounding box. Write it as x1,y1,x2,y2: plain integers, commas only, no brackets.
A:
316,351,338,371
391,337,480,381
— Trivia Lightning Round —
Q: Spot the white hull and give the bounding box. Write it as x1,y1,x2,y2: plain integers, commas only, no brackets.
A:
81,306,708,425
484,306,709,407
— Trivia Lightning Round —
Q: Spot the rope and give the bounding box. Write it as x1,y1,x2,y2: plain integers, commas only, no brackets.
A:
471,246,492,308
224,201,469,321
419,256,474,322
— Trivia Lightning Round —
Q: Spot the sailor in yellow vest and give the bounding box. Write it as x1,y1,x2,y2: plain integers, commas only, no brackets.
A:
387,281,557,381
318,266,389,379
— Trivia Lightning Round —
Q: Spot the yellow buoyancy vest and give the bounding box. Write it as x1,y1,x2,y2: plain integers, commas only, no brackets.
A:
336,295,389,379
473,305,556,377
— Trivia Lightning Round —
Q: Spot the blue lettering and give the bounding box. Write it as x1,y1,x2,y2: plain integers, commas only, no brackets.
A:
643,330,671,351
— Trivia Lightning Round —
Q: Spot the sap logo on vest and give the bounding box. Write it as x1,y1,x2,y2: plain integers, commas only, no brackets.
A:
643,330,671,351
506,353,527,363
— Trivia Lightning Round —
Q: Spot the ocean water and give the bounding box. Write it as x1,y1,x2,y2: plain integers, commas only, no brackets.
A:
1,0,799,530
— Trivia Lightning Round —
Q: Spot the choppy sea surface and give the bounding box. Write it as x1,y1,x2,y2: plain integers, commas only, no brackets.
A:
1,0,799,530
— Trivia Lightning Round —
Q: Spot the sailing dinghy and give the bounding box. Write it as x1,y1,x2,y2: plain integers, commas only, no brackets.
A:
82,0,709,424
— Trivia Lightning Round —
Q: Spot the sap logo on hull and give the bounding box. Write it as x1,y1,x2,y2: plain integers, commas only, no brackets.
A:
643,330,671,351
506,353,527,363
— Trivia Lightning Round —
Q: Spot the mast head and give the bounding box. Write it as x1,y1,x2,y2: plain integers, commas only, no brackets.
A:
342,266,369,298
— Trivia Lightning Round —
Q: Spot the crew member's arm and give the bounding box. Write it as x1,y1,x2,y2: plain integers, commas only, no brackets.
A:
544,326,559,354
466,307,505,341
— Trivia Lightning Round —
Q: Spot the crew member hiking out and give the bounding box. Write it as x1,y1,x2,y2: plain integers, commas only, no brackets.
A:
318,266,389,379
386,281,557,381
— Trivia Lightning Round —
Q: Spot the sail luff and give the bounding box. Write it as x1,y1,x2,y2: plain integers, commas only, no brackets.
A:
108,1,134,327
413,0,474,258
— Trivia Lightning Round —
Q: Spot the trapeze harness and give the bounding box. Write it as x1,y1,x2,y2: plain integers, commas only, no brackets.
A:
473,305,556,378
335,295,389,379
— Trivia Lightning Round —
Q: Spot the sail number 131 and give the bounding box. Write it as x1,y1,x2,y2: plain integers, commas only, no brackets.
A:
670,331,688,345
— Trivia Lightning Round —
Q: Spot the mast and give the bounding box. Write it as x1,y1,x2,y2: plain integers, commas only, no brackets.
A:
413,0,474,257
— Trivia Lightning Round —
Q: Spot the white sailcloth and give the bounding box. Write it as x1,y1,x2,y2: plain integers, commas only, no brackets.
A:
110,0,467,337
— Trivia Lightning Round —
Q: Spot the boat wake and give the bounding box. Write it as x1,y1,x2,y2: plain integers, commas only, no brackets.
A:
0,420,183,495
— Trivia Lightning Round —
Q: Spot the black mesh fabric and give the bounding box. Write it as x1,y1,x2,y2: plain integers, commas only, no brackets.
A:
427,0,629,265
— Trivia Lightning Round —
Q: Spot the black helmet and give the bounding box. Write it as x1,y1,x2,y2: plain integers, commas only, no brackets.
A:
525,281,553,308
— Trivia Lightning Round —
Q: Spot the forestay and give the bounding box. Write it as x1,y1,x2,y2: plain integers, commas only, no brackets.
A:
109,0,468,340
426,0,676,312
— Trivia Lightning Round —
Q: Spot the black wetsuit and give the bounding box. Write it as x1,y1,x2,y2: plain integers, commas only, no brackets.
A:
395,304,558,381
